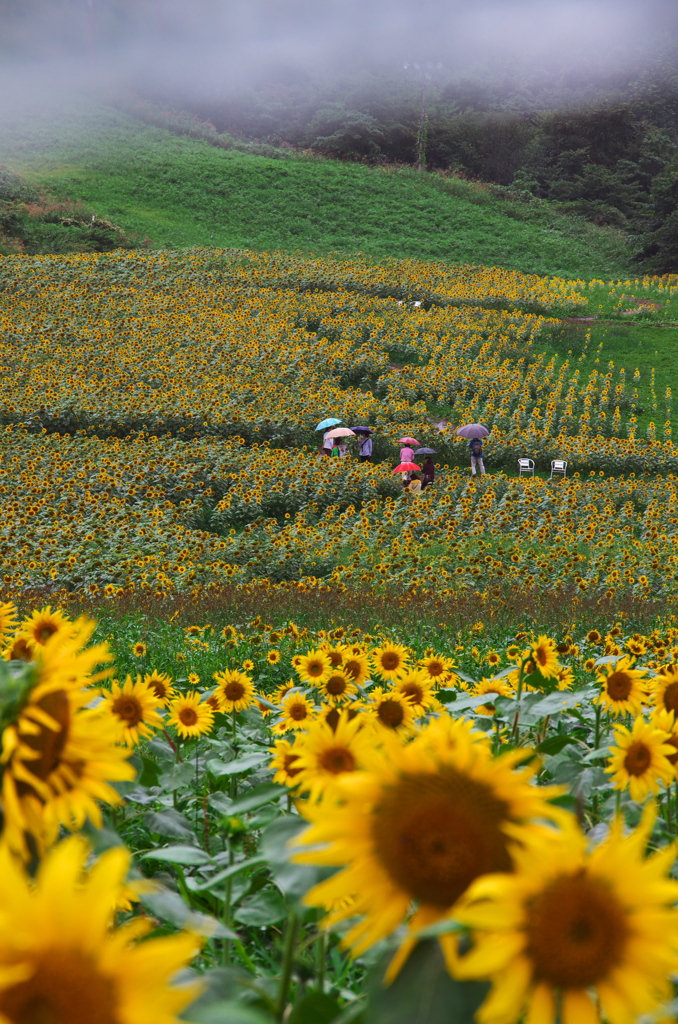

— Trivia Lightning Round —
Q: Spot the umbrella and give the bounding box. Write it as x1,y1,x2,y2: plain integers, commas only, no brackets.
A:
456,424,489,439
350,426,373,434
316,418,342,431
325,427,356,439
392,462,421,473
397,437,421,445
415,447,437,455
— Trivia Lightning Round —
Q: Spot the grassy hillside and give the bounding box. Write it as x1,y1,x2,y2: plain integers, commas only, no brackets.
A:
0,102,632,279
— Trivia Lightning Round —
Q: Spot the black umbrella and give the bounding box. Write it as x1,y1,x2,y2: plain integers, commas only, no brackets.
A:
351,426,373,434
415,447,437,455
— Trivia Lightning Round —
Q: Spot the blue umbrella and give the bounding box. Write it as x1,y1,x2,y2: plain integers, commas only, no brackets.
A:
316,417,342,431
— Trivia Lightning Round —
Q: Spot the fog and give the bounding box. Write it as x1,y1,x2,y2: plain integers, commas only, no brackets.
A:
1,0,677,116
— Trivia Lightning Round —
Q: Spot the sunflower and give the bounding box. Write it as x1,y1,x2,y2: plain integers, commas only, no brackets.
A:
454,809,678,1024
371,643,410,682
0,837,202,1024
527,636,560,679
242,659,255,672
100,676,164,746
290,713,376,801
651,708,678,764
203,691,226,713
143,670,176,704
0,600,18,642
296,650,332,685
213,669,255,712
320,671,358,704
188,672,200,686
322,645,345,669
2,634,37,662
651,668,678,717
273,691,316,732
393,669,437,715
486,651,501,667
269,738,304,786
274,679,297,703
595,657,647,716
167,692,215,739
606,716,675,801
586,629,602,644
341,651,370,685
364,687,415,734
293,717,566,969
471,677,514,716
19,605,72,647
267,649,281,665
319,701,364,732
131,642,147,657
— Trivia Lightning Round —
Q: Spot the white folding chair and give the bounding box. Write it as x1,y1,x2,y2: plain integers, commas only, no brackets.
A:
518,458,535,476
550,459,567,479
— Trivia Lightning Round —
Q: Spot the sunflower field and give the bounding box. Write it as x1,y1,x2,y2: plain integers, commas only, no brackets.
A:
4,247,678,1023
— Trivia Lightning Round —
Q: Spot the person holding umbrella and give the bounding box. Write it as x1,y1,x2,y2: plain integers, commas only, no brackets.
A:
398,437,420,465
316,418,341,457
456,424,489,476
415,447,436,489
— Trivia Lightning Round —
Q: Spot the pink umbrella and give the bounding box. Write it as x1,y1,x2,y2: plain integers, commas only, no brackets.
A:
397,437,421,445
456,424,489,439
392,462,421,473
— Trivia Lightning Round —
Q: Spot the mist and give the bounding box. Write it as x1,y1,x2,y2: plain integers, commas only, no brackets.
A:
1,0,677,119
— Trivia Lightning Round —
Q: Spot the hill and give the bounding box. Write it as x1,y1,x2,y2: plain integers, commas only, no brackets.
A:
0,102,631,279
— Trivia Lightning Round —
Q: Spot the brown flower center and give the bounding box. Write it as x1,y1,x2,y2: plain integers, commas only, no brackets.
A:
306,660,325,678
224,681,245,702
0,950,119,1024
111,695,143,726
319,746,357,774
377,698,405,729
535,646,550,667
179,707,198,726
36,623,58,644
284,754,302,778
400,683,425,704
372,770,512,908
17,690,70,792
427,661,444,677
343,659,362,680
662,681,678,714
326,675,348,696
623,741,651,776
328,651,343,668
380,652,401,672
606,671,632,701
289,702,309,721
525,872,629,988
324,707,360,731
665,735,678,766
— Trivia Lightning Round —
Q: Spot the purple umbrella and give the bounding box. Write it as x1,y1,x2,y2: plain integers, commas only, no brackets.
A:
415,447,437,455
456,424,489,439
350,426,373,434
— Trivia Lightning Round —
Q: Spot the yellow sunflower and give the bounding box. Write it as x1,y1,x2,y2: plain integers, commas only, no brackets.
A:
319,701,364,732
292,717,566,971
527,636,560,680
651,668,678,717
295,650,332,686
320,671,358,704
242,659,255,671
595,657,647,716
18,605,72,647
267,649,281,665
273,691,316,733
274,679,297,703
455,809,678,1024
269,738,304,787
371,642,410,682
0,837,202,1024
167,692,215,739
471,677,515,716
213,669,255,712
131,642,147,658
2,634,37,662
364,688,415,734
322,645,346,669
143,670,176,705
341,652,370,685
606,716,675,801
0,600,18,642
393,669,437,715
100,676,165,746
290,712,376,801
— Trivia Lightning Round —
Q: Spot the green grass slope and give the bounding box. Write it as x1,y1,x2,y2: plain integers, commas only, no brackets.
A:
0,102,631,278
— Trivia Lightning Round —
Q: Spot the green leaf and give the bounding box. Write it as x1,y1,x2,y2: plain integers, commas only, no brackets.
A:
259,816,323,899
227,784,283,815
141,845,212,866
143,809,195,841
207,753,268,777
193,855,267,892
233,888,286,927
139,756,161,788
140,887,237,939
288,992,343,1024
184,1000,273,1024
537,734,578,755
366,939,489,1024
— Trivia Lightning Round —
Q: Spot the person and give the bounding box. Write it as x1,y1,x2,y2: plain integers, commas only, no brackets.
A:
321,431,334,456
422,457,435,488
331,439,342,457
408,473,423,495
469,437,486,475
358,433,373,462
400,443,415,463
338,442,348,457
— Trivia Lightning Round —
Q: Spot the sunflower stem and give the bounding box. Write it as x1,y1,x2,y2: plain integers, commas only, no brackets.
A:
511,658,527,739
276,909,299,1021
222,843,234,966
314,927,328,993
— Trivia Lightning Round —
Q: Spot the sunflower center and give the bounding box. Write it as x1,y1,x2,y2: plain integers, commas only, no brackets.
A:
380,653,400,671
328,652,343,668
401,683,424,704
343,660,361,679
326,676,347,696
289,703,309,721
319,746,357,774
324,707,359,731
371,769,512,908
623,741,652,776
284,754,303,778
224,681,245,701
665,735,678,766
18,690,71,787
525,872,630,988
376,699,405,729
150,681,168,699
662,682,678,714
535,647,549,667
111,695,143,726
0,949,119,1024
427,661,444,677
36,624,58,644
307,661,325,678
179,707,198,726
606,671,632,701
